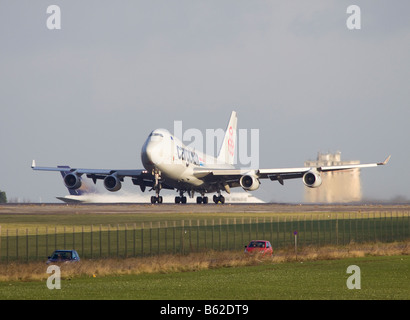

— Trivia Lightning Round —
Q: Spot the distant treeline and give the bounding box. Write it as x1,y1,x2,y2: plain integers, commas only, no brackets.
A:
0,190,7,204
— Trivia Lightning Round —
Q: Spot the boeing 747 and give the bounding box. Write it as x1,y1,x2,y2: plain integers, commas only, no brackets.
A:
32,111,390,204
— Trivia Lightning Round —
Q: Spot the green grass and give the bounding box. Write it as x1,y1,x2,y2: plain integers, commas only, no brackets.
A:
0,255,408,300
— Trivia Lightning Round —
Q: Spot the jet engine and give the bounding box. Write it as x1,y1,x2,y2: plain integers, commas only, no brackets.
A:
64,173,82,190
303,170,322,188
104,175,122,192
240,175,260,191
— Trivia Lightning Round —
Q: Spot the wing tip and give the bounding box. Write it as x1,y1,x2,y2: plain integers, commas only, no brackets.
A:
31,159,36,168
378,155,391,166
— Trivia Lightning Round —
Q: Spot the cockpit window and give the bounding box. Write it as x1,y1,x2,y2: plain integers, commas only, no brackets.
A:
149,132,163,138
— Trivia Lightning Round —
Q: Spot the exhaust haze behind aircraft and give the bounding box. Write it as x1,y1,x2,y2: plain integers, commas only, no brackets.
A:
32,111,390,204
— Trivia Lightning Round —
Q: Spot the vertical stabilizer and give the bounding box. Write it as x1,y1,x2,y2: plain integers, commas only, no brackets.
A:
217,111,237,165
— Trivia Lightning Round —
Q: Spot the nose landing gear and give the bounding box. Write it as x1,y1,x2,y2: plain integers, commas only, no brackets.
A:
151,170,163,204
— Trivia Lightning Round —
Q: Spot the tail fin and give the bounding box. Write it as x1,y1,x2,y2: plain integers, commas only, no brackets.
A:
217,111,237,165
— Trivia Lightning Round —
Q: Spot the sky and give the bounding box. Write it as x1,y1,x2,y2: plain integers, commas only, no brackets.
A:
0,0,409,203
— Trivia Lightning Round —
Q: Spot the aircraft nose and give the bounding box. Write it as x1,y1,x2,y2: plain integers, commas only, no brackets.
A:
142,141,153,165
142,140,162,167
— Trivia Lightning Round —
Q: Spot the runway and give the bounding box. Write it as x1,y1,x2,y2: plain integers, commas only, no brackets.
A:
1,202,410,215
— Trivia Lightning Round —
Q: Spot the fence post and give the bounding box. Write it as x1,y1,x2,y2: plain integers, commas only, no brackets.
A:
241,217,244,248
16,229,18,261
277,216,280,248
157,222,160,255
197,220,200,252
100,224,102,258
329,214,332,245
290,216,293,244
133,223,136,257
164,221,167,254
189,220,192,253
303,215,307,247
233,218,237,250
204,219,207,249
336,214,339,246
172,221,176,254
149,222,152,255
256,217,259,240
26,229,29,262
117,224,120,257
141,222,144,256
6,229,9,263
248,217,252,242
212,219,214,250
125,223,128,258
108,224,111,258
226,218,229,251
181,220,185,254
36,227,39,261
45,226,48,259
219,219,222,251
81,226,84,257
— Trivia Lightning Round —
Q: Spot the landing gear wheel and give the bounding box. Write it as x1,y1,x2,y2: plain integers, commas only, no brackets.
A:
151,196,163,204
213,195,225,204
203,196,208,204
196,196,203,204
181,196,187,204
175,196,181,204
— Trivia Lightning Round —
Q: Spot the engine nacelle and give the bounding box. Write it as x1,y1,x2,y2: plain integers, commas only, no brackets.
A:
303,170,322,188
64,173,82,190
104,175,122,192
240,175,260,191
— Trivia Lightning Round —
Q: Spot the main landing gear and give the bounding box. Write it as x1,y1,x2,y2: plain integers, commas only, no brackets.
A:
196,196,208,204
172,190,225,205
175,190,187,204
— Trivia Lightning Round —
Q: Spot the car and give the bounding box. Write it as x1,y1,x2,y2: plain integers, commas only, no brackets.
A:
244,240,273,256
46,250,80,264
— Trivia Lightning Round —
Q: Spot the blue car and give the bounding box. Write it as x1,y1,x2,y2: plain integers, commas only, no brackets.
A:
47,250,80,264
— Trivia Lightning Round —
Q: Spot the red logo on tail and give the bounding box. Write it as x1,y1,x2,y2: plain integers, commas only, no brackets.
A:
228,126,234,157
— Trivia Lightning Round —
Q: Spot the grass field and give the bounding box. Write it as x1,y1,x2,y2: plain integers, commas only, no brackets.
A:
0,254,408,300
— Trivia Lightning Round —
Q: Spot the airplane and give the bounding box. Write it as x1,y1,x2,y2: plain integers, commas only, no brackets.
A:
32,111,390,204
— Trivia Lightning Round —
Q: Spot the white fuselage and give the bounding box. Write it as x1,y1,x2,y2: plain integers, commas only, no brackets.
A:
140,128,232,193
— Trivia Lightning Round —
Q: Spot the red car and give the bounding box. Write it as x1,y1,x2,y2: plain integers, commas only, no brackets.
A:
244,240,273,256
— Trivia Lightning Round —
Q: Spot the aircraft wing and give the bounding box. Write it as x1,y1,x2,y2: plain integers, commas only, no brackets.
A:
194,155,391,185
32,160,147,178
31,160,158,187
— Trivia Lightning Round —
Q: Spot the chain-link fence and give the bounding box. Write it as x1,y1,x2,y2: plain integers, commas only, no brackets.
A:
1,211,409,262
